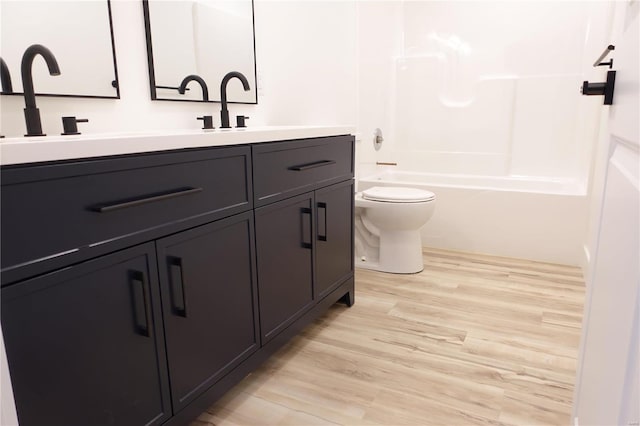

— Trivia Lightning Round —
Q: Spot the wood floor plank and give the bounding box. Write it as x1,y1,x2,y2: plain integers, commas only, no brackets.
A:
422,247,583,278
193,248,585,426
498,389,573,426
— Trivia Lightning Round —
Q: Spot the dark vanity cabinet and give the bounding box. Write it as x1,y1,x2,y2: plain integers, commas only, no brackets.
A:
0,134,354,426
253,136,355,344
1,244,171,426
156,213,259,412
315,180,355,300
255,193,316,342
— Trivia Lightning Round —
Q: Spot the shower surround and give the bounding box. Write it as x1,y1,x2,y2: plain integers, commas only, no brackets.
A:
356,1,612,265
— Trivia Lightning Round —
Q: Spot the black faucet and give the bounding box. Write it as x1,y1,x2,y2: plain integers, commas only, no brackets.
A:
21,44,60,136
219,71,250,129
178,74,209,101
1,57,13,94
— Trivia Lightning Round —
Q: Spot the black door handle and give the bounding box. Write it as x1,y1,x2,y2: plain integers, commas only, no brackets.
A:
300,207,313,249
168,256,188,317
130,270,152,337
317,202,327,241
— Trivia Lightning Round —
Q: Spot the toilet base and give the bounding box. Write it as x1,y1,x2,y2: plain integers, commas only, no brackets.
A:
355,230,424,274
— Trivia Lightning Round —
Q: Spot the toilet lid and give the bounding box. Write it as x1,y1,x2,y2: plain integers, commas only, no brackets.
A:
362,186,435,203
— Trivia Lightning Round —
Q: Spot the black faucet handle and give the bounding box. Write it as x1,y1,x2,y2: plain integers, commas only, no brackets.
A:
61,116,88,135
197,115,214,130
236,115,249,128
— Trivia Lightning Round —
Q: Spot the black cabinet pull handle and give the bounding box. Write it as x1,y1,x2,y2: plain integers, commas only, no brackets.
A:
130,270,152,337
301,207,313,249
90,187,203,213
168,257,188,317
289,160,335,171
317,202,327,241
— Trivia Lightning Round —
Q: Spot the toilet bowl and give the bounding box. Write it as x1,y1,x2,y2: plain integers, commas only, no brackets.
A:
354,186,435,274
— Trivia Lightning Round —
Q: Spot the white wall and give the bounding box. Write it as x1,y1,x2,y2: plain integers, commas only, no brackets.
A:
0,0,357,137
254,0,357,126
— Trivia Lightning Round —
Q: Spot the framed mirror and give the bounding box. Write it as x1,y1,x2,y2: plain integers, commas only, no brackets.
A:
143,0,257,104
0,0,119,99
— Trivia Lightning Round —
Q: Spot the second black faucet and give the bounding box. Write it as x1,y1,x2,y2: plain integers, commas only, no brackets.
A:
21,44,60,136
219,71,250,129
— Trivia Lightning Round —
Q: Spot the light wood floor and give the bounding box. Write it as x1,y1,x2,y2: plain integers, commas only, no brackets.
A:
193,247,585,426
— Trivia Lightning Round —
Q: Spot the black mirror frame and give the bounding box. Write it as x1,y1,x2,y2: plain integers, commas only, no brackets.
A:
0,0,120,100
142,0,258,105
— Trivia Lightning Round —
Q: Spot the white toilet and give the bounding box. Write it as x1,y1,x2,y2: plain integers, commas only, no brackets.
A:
354,186,436,274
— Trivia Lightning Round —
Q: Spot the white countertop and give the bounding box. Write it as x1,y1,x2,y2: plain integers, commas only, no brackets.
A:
0,125,355,166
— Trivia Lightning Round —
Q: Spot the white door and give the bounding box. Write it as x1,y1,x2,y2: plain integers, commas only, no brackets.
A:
573,1,640,425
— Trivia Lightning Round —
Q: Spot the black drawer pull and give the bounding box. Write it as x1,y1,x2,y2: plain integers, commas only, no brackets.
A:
289,160,336,171
90,187,203,213
130,270,152,337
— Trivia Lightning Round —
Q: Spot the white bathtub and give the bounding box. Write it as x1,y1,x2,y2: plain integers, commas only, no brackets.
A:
358,170,589,265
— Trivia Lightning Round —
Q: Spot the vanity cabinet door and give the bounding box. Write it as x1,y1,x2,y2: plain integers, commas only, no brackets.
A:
0,243,171,426
255,193,315,343
315,180,354,299
156,212,259,412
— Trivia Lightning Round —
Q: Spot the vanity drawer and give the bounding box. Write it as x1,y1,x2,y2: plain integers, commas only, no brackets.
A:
252,135,354,206
1,146,252,285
